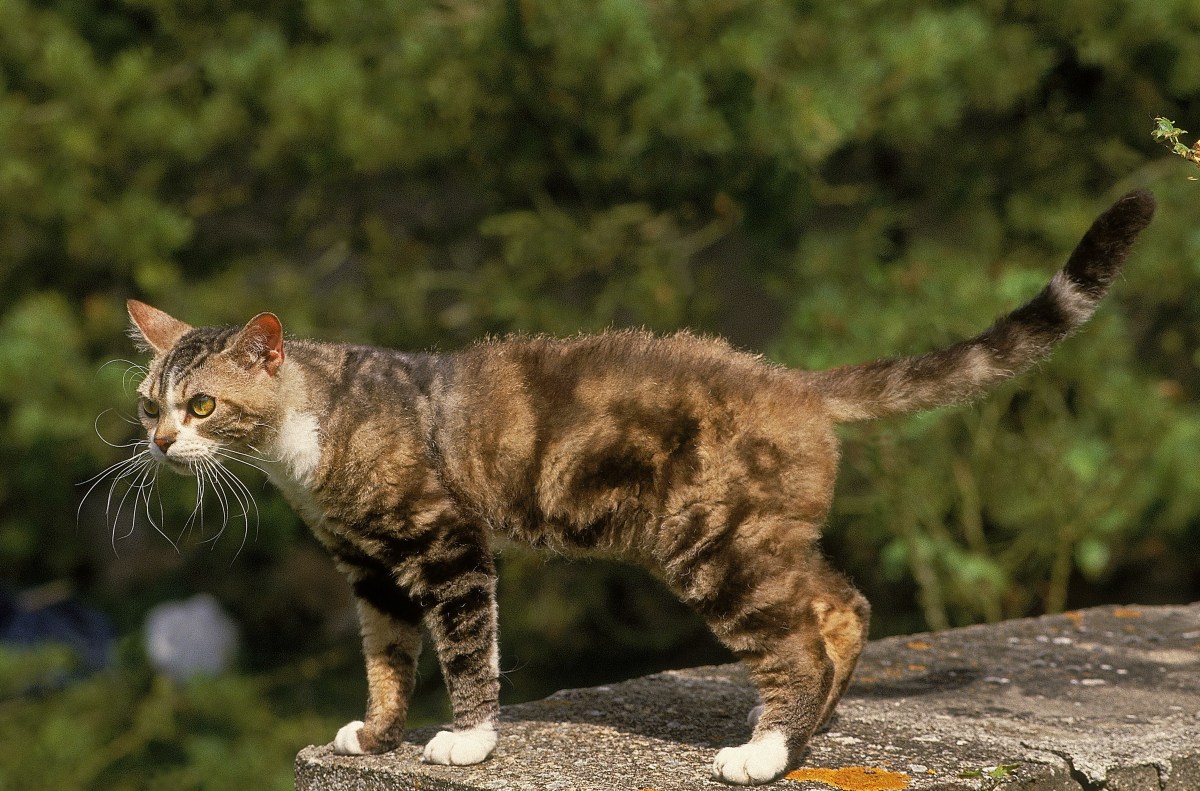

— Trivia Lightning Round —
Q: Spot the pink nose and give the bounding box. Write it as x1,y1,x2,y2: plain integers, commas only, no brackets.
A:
154,433,175,453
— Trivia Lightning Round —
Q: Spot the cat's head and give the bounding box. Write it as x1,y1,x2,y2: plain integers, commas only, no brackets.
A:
127,300,286,473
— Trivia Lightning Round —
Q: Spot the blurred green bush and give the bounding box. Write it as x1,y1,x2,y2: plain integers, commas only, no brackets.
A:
2,0,1200,787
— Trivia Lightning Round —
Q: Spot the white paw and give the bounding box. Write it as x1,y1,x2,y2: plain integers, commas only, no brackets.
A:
712,730,789,785
421,725,497,766
332,720,365,755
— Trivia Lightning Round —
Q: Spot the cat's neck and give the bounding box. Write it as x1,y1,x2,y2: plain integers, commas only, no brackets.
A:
266,345,325,487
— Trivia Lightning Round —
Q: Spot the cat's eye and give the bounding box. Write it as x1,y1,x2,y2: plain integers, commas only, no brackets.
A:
188,394,216,418
141,398,160,418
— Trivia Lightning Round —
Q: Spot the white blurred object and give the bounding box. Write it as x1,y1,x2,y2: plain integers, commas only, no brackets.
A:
144,593,238,681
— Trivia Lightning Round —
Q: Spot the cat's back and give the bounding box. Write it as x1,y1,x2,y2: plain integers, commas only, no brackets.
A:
456,329,792,398
432,330,837,544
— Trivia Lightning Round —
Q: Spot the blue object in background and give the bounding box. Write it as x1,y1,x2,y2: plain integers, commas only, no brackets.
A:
0,585,116,693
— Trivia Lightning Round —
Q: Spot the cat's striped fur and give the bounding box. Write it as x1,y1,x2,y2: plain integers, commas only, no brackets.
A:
125,189,1153,785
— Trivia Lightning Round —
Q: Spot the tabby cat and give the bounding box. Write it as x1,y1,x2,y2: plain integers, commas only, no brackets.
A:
120,190,1153,785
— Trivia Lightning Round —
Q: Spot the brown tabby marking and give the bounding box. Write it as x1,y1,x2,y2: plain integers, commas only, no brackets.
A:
118,190,1153,785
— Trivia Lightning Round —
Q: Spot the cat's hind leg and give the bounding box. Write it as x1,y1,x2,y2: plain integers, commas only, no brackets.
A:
711,622,832,785
664,517,856,785
709,561,868,785
810,568,870,730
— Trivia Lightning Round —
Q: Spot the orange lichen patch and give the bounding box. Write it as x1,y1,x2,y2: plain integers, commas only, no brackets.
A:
1113,607,1142,619
1063,610,1084,625
906,640,931,651
907,664,927,672
785,766,912,790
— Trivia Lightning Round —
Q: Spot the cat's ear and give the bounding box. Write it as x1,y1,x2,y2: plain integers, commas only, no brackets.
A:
231,312,285,376
127,300,192,354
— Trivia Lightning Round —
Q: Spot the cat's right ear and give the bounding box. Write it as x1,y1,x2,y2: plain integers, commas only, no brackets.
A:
230,312,285,377
127,300,193,354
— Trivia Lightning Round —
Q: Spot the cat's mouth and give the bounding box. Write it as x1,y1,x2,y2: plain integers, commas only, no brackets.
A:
149,452,196,476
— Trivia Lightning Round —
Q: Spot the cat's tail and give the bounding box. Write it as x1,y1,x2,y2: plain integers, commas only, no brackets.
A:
802,189,1156,423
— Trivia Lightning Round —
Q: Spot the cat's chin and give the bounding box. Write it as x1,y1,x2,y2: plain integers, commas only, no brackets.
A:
158,458,197,477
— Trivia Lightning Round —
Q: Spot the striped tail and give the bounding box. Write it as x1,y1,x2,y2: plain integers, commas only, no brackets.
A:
803,189,1156,423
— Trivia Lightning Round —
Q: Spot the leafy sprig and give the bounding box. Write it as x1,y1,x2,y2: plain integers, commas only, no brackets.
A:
1152,116,1200,174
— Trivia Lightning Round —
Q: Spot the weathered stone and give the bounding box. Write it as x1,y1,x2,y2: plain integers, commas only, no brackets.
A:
1101,765,1161,791
1165,756,1200,791
297,603,1200,790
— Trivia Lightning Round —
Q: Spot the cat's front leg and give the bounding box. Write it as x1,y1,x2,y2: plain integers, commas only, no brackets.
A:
417,529,501,767
333,574,424,755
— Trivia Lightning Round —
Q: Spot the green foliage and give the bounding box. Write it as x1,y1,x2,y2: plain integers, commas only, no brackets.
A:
0,642,346,791
3,0,1200,787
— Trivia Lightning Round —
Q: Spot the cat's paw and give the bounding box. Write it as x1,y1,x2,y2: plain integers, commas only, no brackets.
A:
332,721,365,755
421,725,497,766
712,730,789,785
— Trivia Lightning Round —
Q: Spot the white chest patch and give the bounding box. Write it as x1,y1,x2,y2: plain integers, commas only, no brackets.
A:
272,410,322,485
264,410,326,528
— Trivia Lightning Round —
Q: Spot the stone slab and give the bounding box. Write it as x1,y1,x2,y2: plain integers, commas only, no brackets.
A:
297,603,1200,790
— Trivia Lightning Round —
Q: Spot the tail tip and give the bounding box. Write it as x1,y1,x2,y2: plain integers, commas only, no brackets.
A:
1113,188,1157,230
1063,188,1156,294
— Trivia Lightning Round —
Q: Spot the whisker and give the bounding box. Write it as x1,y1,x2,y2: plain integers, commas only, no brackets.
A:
98,358,148,393
77,448,148,490
111,461,154,550
200,459,232,547
99,456,153,534
83,427,272,558
243,442,284,464
139,465,178,554
183,460,209,541
216,448,273,477
92,410,145,449
209,460,260,558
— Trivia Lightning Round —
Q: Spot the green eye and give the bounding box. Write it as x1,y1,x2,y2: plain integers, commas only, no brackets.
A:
189,394,216,418
141,398,160,417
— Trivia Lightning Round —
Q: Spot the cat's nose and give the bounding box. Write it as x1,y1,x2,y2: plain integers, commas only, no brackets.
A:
153,432,176,453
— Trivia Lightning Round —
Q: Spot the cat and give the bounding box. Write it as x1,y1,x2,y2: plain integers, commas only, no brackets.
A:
118,189,1153,785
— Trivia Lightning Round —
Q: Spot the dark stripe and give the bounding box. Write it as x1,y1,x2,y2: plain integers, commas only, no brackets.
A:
444,649,489,680
435,586,492,631
352,574,425,624
156,326,237,392
421,540,490,590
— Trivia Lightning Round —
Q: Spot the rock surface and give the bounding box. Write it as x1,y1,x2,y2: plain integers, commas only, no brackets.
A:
296,603,1200,790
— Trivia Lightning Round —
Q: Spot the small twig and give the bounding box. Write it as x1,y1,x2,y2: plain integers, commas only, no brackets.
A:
1151,116,1200,177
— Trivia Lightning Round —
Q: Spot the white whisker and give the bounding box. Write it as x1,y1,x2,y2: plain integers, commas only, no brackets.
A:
184,460,209,540
140,465,177,553
216,448,273,476
199,459,231,547
92,410,145,449
243,442,284,464
98,358,148,393
209,459,260,558
111,461,155,550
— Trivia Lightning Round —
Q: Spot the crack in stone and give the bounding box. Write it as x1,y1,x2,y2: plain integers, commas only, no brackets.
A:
1043,748,1096,791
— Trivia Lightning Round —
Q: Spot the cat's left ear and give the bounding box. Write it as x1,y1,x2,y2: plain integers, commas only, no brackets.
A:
231,312,285,376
